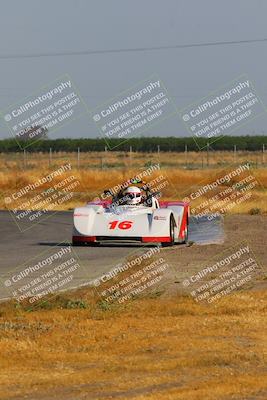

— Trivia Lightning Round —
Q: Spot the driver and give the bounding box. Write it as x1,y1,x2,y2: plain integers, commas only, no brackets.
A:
122,186,142,205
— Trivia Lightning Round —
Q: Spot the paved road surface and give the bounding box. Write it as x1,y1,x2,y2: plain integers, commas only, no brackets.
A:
0,210,224,301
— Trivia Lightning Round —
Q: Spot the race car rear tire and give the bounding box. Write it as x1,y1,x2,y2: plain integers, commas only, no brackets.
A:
161,215,175,247
182,216,189,244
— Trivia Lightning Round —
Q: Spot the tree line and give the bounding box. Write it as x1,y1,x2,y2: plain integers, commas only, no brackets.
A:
0,136,266,152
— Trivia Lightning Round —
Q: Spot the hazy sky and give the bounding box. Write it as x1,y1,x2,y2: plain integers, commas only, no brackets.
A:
0,0,267,140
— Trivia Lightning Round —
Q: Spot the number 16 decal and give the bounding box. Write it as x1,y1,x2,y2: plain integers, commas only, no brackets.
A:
109,220,133,230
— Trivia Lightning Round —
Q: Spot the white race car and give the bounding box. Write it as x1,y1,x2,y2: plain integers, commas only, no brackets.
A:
72,180,189,247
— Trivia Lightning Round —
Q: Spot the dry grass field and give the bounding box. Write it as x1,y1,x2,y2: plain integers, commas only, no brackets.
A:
0,288,266,400
0,151,266,214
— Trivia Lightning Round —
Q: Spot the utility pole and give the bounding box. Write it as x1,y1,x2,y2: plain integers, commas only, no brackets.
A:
185,144,188,167
263,144,265,165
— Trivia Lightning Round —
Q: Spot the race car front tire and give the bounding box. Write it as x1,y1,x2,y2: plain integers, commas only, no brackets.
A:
72,239,99,247
161,215,175,247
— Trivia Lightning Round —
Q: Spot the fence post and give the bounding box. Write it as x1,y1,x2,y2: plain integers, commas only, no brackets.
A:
206,142,210,166
185,144,188,167
77,147,80,169
49,147,52,167
129,146,132,167
23,149,26,169
234,145,237,163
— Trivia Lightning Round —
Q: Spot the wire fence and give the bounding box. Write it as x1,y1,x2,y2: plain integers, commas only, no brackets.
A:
0,146,266,171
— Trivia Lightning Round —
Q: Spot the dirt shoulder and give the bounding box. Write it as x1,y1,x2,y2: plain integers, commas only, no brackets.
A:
162,214,267,295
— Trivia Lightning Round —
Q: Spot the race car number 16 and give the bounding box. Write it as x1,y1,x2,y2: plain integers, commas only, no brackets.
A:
109,220,133,230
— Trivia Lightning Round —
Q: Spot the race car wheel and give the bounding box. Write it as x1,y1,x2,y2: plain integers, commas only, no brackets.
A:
183,217,189,244
162,215,175,247
72,241,85,246
72,240,99,247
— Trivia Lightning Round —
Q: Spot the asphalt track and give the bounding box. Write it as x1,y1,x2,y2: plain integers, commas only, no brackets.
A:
0,210,224,301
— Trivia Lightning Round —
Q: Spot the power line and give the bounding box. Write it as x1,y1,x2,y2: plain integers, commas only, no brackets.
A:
0,37,267,59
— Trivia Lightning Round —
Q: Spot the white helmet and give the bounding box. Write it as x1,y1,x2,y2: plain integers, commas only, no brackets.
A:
123,186,142,205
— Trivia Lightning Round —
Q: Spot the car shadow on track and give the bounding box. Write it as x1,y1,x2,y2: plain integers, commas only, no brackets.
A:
38,241,162,248
38,242,72,247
